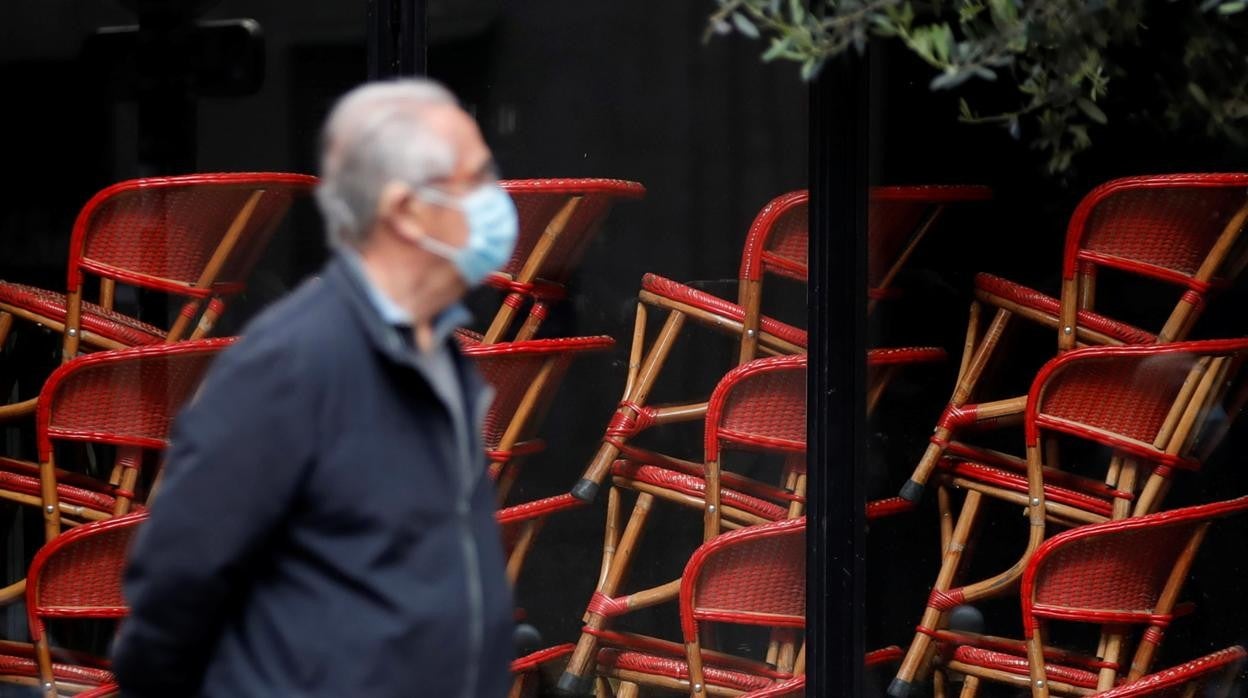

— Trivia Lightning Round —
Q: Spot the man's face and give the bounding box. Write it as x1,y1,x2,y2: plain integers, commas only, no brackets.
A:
394,103,496,255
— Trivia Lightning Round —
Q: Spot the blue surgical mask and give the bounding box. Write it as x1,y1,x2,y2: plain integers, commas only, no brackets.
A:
417,183,519,286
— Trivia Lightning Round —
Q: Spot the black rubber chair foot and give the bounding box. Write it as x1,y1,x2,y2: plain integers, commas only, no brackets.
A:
887,677,916,698
899,479,925,503
571,478,600,503
556,670,594,695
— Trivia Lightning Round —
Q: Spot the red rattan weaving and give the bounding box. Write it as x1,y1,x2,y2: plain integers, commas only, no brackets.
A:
0,512,148,697
931,497,1248,697
1090,645,1246,697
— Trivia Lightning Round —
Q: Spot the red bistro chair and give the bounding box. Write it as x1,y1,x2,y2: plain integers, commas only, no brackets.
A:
74,684,120,698
1090,646,1246,697
928,496,1248,697
0,339,230,603
0,172,315,420
481,178,646,344
901,174,1248,504
590,517,807,697
891,339,1248,696
574,186,987,501
456,330,614,502
0,512,147,697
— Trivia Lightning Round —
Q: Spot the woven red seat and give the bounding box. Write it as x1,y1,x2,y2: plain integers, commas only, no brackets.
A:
975,273,1156,345
641,273,808,347
0,281,165,346
951,646,1099,689
598,649,775,692
0,652,114,686
611,461,789,521
937,458,1115,518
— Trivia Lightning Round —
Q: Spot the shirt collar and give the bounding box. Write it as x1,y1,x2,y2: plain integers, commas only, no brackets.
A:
337,247,471,348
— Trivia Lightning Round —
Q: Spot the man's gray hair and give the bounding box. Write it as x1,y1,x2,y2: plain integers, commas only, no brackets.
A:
315,79,458,247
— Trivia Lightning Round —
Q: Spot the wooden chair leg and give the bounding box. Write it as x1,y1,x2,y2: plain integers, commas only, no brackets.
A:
614,680,640,698
0,312,13,348
890,491,984,697
573,309,686,502
959,675,980,698
561,492,656,693
900,305,1011,503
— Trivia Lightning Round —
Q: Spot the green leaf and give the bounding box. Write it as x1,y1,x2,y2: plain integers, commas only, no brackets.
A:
790,0,806,23
1188,81,1210,107
959,97,973,120
800,58,823,81
1218,1,1246,14
732,12,761,38
762,36,795,61
1076,97,1108,124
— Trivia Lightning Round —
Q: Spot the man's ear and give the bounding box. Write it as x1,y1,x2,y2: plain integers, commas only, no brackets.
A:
376,180,425,244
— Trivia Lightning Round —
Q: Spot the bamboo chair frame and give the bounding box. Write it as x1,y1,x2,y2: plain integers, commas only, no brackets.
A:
0,512,146,698
0,172,315,421
1089,646,1245,698
573,185,987,502
481,179,645,344
0,338,230,606
900,174,1248,504
890,339,1248,696
935,497,1248,698
456,330,614,503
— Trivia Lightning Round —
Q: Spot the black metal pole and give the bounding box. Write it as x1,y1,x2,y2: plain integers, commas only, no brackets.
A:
808,49,870,697
367,0,427,79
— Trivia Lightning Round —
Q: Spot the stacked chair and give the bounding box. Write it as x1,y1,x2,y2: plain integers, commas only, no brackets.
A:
8,167,1248,698
0,173,312,692
0,173,316,420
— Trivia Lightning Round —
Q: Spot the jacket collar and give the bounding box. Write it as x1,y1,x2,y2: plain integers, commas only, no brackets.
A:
323,255,490,407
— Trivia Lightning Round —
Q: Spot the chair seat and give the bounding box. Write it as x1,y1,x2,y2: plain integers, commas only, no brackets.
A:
0,281,165,347
974,273,1156,345
937,459,1115,518
0,458,122,514
0,652,114,687
641,274,808,347
598,649,776,692
611,461,789,521
952,645,1100,690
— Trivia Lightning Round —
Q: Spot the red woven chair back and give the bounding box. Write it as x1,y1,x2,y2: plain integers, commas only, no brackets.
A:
36,338,234,461
497,179,646,283
705,354,806,462
1026,339,1248,468
456,330,614,452
1064,174,1248,293
867,185,992,290
739,191,809,285
680,517,805,642
1021,495,1248,637
68,173,317,297
25,512,147,642
1090,646,1246,697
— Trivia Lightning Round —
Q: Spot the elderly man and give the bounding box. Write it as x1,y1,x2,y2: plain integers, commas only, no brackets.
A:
113,79,518,697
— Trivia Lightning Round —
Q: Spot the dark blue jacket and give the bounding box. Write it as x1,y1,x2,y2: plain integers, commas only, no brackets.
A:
113,256,514,698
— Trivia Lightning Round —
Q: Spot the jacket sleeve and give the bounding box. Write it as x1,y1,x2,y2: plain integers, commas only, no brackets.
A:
112,334,315,697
